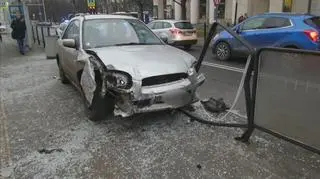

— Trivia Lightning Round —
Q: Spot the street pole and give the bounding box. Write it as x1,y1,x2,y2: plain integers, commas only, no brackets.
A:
204,0,209,40
233,0,238,26
42,0,47,22
307,0,312,13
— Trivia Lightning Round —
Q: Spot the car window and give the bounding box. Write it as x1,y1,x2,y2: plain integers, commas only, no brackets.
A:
174,22,193,29
163,22,172,28
242,17,266,30
59,23,68,31
154,22,163,29
262,17,291,29
147,22,155,29
62,20,80,39
305,16,320,29
82,19,162,49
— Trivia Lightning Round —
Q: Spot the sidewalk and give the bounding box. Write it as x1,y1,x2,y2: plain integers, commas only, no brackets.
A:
1,36,320,178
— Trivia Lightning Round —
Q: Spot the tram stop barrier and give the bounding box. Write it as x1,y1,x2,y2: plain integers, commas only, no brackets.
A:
45,35,58,59
181,21,320,155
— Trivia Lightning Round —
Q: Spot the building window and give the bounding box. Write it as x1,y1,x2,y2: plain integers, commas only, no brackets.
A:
283,0,293,12
217,0,225,19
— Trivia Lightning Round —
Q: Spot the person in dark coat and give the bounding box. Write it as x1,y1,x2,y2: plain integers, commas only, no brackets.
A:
11,13,26,55
238,14,245,24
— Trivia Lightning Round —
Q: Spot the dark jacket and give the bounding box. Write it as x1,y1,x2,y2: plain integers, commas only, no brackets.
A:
11,18,26,40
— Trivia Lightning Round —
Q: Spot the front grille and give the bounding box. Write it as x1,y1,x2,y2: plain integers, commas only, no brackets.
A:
142,73,188,86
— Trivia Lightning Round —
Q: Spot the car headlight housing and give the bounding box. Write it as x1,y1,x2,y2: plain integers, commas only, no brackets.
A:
187,67,196,76
187,61,197,76
106,70,133,89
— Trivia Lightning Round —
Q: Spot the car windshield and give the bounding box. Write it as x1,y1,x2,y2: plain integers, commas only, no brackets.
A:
174,22,194,29
83,19,162,49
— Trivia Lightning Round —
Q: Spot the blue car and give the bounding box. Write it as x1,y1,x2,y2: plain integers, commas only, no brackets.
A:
212,13,320,61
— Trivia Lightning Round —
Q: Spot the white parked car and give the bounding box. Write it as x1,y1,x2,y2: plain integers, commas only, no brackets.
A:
0,24,7,34
56,14,205,121
147,20,198,50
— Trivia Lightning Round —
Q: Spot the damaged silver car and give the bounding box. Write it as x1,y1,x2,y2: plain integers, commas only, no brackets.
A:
56,14,205,121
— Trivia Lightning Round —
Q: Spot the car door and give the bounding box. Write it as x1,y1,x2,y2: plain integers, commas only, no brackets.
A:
256,17,293,47
159,22,173,41
240,17,267,47
152,22,164,36
60,20,81,83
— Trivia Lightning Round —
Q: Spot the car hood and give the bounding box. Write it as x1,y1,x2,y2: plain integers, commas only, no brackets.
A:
89,45,196,80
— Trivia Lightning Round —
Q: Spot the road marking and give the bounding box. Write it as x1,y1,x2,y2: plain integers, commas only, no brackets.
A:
202,61,244,73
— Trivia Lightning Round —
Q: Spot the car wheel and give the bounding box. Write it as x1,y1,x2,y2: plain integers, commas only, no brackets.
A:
57,57,69,84
183,45,192,50
86,75,115,121
215,41,231,61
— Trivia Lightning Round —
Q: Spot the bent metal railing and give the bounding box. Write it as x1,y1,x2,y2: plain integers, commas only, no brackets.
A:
180,21,320,155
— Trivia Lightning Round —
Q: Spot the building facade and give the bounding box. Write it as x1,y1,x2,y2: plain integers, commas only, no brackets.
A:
153,0,320,25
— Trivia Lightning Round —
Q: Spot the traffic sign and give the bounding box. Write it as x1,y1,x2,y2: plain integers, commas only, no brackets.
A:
87,0,96,7
213,0,221,7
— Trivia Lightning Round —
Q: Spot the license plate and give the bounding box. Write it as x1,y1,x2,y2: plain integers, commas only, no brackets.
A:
184,32,192,36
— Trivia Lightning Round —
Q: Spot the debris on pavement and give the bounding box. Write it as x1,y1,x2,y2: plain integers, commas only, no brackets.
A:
38,148,64,154
196,164,202,169
201,97,230,113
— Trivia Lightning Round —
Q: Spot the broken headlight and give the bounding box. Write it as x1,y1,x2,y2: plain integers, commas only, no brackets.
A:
187,67,196,76
106,70,133,89
187,61,197,76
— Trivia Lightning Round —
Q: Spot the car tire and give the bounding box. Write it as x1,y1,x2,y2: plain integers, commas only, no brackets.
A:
183,45,192,50
57,57,69,84
214,41,231,61
86,74,115,122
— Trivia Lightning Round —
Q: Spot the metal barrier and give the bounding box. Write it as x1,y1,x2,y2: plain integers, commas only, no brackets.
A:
252,48,320,154
181,21,320,155
31,22,58,48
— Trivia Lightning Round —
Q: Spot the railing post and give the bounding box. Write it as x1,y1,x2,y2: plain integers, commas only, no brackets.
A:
36,25,40,45
41,26,45,48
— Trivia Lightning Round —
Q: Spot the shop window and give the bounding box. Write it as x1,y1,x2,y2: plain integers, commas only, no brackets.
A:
283,0,293,12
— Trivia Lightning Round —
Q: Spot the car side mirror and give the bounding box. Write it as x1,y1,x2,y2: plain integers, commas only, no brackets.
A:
62,39,76,48
159,34,168,43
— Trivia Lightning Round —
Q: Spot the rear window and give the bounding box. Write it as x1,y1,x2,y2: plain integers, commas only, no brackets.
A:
174,22,194,29
305,17,320,28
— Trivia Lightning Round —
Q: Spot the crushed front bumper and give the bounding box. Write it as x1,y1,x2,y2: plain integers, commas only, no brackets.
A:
114,73,205,117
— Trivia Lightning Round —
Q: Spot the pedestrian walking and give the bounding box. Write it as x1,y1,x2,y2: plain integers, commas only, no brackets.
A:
238,14,245,24
10,13,26,55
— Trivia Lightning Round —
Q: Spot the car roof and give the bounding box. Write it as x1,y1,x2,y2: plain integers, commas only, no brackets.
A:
259,12,315,19
72,14,137,21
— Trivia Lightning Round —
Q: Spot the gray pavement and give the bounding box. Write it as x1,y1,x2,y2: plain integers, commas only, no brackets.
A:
1,36,320,178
